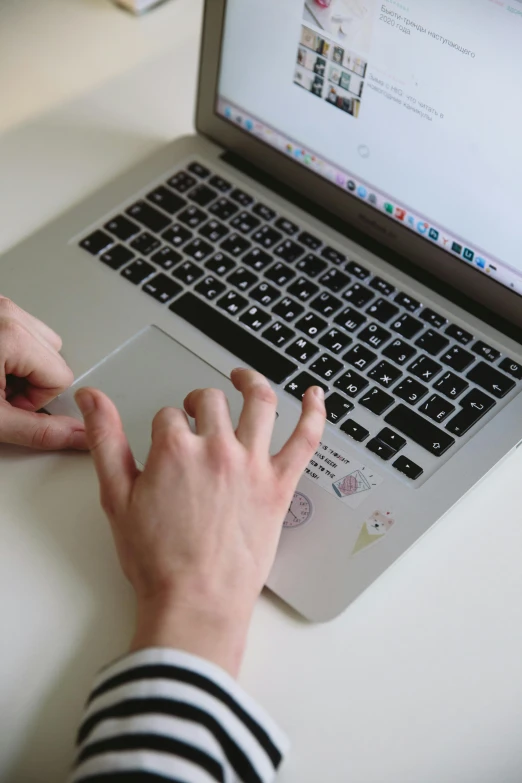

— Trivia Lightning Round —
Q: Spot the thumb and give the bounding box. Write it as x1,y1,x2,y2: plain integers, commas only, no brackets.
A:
0,404,87,451
75,387,138,515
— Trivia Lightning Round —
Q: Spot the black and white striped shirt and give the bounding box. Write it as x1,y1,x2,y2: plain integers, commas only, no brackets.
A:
71,648,288,782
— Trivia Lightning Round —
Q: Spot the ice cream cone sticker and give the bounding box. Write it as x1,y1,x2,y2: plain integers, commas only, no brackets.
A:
352,511,394,555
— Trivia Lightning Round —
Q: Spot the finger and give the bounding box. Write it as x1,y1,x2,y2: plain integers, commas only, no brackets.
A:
184,387,234,437
0,297,62,351
151,405,192,443
0,403,87,450
75,388,138,514
231,368,278,452
272,386,326,484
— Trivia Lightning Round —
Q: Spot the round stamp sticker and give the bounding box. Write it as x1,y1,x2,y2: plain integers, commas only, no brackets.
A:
284,491,314,529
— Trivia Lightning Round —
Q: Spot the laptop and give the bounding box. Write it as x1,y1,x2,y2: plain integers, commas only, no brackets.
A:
3,0,522,621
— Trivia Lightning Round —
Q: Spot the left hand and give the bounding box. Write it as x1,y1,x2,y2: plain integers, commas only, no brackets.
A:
0,296,87,450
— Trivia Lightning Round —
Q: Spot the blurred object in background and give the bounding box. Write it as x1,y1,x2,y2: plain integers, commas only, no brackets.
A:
113,0,171,14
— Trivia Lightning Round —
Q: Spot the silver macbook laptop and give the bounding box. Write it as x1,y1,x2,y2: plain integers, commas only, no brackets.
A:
3,0,522,621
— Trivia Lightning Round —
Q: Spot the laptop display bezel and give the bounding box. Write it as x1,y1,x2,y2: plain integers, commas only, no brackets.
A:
195,0,522,329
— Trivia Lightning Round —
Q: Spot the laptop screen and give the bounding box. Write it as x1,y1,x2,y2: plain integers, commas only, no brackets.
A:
216,0,522,297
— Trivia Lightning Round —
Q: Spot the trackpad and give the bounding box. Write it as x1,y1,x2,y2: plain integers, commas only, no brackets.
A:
46,326,269,466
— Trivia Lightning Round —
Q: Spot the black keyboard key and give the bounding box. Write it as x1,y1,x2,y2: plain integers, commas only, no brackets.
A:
415,329,450,356
221,233,251,257
147,186,186,215
275,217,298,235
243,248,273,272
368,360,402,389
394,292,421,312
209,197,239,221
230,211,261,234
340,419,369,442
408,355,442,382
419,394,455,423
239,305,271,332
325,393,354,424
309,353,343,381
296,312,327,338
359,323,391,350
366,298,400,324
366,438,395,461
230,188,254,207
393,456,423,480
472,340,501,362
385,405,455,456
170,293,297,383
286,337,319,363
252,202,276,221
334,370,368,397
272,297,305,322
209,175,232,193
346,261,370,280
335,307,366,333
187,162,210,178
319,268,350,293
252,225,283,249
121,259,155,284
178,205,207,229
188,184,217,207
162,224,192,248
296,253,328,278
440,345,475,371
80,230,113,255
499,357,522,380
172,260,205,285
377,428,406,451
143,273,182,303
445,388,495,436
285,372,327,400
199,219,230,243
250,281,280,307
216,290,249,316
321,246,346,265
391,314,423,339
445,323,473,345
360,387,395,415
287,277,320,302
104,215,139,241
205,252,236,277
194,276,226,301
343,283,374,308
394,376,429,405
263,321,295,347
126,201,171,233
227,267,258,291
467,362,515,398
319,328,352,355
182,238,214,262
275,239,306,263
433,371,469,400
370,277,395,296
344,343,377,371
130,232,161,256
151,246,182,271
264,262,296,287
100,244,134,270
298,231,322,251
167,171,197,193
310,292,342,317
382,339,416,366
420,308,447,329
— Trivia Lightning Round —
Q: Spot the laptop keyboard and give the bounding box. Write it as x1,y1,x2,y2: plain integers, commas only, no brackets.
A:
77,160,522,482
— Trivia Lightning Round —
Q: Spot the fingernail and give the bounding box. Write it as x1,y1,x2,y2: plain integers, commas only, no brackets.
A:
69,430,88,450
314,386,325,400
230,367,246,377
75,389,95,415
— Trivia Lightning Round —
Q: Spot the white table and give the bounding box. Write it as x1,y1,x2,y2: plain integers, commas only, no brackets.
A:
2,3,522,782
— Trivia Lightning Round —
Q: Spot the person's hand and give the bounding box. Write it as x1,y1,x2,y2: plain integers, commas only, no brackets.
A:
75,369,325,676
0,296,87,450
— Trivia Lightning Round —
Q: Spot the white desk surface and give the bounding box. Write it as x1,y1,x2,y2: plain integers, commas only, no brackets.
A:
2,3,522,782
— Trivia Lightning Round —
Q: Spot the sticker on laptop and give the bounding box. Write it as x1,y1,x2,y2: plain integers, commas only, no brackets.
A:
283,491,314,529
352,511,395,555
304,439,383,509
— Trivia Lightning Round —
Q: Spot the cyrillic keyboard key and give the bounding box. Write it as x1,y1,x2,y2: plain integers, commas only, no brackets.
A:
239,306,271,332
100,244,134,270
263,321,295,347
319,328,352,355
334,369,368,397
359,387,395,415
433,371,469,400
394,376,428,405
467,361,515,398
143,274,182,303
418,393,455,423
286,337,319,363
325,393,354,424
384,405,455,455
368,360,402,389
382,339,416,366
285,372,327,400
130,232,161,256
309,353,343,381
121,259,155,285
194,276,226,301
359,323,391,350
151,246,182,271
344,343,377,371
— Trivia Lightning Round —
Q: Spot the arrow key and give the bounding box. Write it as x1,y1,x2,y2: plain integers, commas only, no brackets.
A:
393,456,423,480
366,438,396,461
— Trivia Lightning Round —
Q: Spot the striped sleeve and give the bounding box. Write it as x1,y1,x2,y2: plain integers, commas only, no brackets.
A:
70,648,289,783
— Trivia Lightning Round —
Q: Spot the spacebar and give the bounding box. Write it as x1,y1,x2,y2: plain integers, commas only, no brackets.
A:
169,293,297,384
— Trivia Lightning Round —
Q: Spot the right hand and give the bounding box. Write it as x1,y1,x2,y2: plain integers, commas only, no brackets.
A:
76,369,325,676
